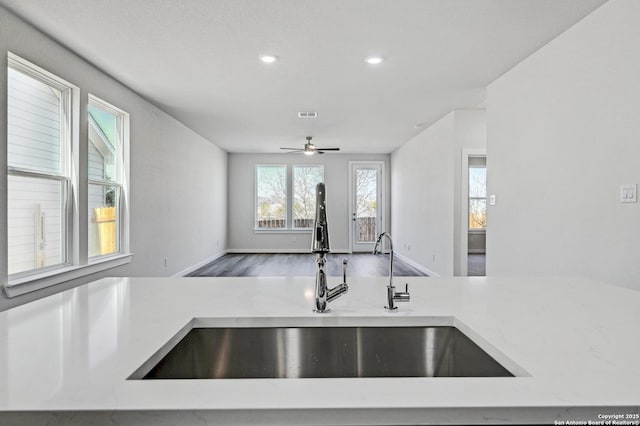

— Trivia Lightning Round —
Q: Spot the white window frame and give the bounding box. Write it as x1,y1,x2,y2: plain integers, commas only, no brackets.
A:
468,164,487,231
3,53,132,298
292,164,324,230
87,94,130,261
255,164,288,230
254,164,326,232
7,54,75,280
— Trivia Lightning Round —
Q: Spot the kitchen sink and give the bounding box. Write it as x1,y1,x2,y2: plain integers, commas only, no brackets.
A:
132,324,514,379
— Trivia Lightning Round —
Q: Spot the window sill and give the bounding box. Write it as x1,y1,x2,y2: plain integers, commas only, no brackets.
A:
468,229,486,234
4,253,135,298
254,229,312,234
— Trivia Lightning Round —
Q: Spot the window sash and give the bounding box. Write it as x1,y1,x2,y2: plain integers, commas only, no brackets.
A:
7,55,73,279
292,165,324,229
88,181,122,258
7,173,71,279
8,55,72,178
255,165,287,229
88,94,124,184
87,95,126,259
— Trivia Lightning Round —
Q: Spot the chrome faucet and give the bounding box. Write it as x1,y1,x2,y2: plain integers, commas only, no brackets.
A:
312,183,348,313
373,232,410,311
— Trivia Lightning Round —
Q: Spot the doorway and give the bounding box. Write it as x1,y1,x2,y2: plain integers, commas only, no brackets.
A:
461,151,487,276
349,161,384,252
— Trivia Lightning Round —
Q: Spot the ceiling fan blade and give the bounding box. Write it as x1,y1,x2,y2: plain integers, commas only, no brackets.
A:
280,147,304,151
315,147,340,151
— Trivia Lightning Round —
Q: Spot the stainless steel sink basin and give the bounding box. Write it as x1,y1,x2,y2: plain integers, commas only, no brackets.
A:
136,326,513,379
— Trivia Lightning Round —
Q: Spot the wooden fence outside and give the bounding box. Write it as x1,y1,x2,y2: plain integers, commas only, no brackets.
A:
257,216,377,242
356,216,377,242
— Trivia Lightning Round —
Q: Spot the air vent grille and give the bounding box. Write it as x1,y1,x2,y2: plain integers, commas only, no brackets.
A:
297,111,318,118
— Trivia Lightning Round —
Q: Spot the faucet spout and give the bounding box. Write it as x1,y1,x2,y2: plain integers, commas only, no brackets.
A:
313,255,348,313
311,183,348,313
373,232,410,311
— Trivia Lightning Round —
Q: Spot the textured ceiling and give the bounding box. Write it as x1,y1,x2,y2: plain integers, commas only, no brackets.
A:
0,0,607,153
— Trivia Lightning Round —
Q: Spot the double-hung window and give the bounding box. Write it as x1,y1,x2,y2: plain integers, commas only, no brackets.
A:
7,55,74,277
256,165,287,229
5,53,131,296
469,159,487,230
88,95,127,258
255,164,324,230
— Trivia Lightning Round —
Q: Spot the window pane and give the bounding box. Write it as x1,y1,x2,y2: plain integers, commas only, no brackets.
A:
355,169,378,243
469,167,486,198
8,175,65,275
7,67,63,175
89,185,120,257
88,103,118,182
256,166,286,228
469,199,487,229
293,166,323,228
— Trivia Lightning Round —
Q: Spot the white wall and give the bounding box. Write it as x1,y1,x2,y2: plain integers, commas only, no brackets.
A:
0,6,228,310
453,110,487,275
391,113,455,276
228,153,390,252
486,0,640,290
391,110,486,276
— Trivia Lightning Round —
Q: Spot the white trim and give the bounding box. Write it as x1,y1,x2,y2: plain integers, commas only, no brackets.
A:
227,248,351,254
228,248,312,254
6,53,79,284
87,94,131,260
4,253,134,298
348,160,385,252
8,52,77,93
255,164,288,229
253,229,312,234
394,252,440,277
172,250,228,277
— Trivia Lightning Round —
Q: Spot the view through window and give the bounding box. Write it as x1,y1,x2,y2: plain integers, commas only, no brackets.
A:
256,164,325,230
88,96,126,258
256,165,287,229
469,164,487,229
7,59,71,276
293,165,324,229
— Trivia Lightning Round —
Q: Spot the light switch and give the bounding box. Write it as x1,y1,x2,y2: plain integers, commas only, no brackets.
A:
620,184,637,203
489,195,496,206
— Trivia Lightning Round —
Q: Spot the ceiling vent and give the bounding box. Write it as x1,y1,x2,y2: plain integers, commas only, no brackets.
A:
297,111,318,119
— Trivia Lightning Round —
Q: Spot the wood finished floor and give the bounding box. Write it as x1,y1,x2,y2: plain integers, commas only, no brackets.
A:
188,253,428,277
467,254,486,276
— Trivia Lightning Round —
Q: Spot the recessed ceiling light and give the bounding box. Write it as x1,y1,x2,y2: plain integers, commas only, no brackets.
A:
364,56,383,65
259,54,278,63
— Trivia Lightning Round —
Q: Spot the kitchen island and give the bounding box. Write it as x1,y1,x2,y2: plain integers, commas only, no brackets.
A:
1,275,639,425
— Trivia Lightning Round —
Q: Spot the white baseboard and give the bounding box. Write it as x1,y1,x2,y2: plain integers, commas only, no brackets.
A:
227,248,351,254
394,252,440,277
173,250,228,277
227,248,310,254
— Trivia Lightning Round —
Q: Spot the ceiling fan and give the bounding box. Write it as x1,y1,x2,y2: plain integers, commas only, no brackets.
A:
280,136,340,155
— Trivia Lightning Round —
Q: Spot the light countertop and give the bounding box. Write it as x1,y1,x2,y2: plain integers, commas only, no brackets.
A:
1,275,639,425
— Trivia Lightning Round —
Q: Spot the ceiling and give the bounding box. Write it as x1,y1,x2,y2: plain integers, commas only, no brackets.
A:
0,0,607,154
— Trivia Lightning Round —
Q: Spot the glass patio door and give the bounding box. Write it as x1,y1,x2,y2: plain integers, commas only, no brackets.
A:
350,162,383,252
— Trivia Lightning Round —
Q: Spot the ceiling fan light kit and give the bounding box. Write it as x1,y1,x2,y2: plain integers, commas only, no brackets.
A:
280,136,340,155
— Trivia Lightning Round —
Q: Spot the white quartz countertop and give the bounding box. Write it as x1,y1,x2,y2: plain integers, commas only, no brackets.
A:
1,275,639,425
